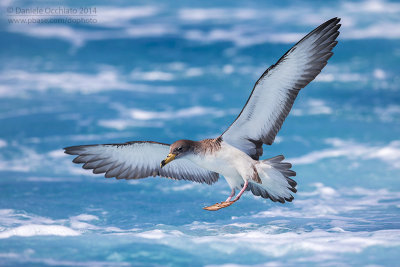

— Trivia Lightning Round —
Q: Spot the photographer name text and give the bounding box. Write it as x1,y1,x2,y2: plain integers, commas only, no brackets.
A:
7,6,97,15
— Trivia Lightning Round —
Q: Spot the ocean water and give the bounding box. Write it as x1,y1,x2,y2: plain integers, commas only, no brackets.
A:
1,0,400,266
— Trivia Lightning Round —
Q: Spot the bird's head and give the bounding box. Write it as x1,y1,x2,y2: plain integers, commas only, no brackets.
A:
160,139,195,168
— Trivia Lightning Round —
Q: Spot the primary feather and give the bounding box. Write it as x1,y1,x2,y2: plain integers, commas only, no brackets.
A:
221,18,341,159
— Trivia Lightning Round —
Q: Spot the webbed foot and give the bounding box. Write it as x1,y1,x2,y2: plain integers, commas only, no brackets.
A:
203,201,235,211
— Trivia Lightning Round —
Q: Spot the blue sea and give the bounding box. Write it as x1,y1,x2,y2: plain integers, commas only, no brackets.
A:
1,0,400,266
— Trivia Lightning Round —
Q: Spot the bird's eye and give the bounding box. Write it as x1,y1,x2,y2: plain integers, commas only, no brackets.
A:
177,147,183,151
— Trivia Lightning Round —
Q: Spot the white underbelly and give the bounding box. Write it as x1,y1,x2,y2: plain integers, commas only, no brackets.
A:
186,141,255,189
188,151,239,178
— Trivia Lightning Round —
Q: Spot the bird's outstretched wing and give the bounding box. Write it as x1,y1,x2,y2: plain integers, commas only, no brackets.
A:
64,141,219,184
221,18,341,160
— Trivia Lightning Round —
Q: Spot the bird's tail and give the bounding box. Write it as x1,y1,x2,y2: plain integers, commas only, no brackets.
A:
248,155,297,203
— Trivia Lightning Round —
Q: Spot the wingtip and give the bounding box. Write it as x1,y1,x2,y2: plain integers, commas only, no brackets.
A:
330,17,341,23
63,146,75,155
323,17,341,28
335,17,341,28
64,144,99,155
63,145,82,155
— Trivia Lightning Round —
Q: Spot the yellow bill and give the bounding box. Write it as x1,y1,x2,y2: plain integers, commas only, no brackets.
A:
160,153,176,168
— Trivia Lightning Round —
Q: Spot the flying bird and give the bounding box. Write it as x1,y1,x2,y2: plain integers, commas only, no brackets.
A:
65,18,340,211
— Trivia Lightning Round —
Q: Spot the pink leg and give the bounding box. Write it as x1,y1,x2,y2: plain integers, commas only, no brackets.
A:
225,189,235,202
233,180,249,202
203,181,248,211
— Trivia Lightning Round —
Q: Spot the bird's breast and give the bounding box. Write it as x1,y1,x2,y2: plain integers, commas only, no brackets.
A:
186,141,254,178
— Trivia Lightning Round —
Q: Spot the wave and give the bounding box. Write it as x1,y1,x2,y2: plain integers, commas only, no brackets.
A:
291,99,332,116
0,62,394,100
99,105,238,130
0,252,130,267
0,224,80,238
288,138,400,169
1,183,399,264
5,0,400,48
0,70,177,97
0,209,138,238
0,139,7,148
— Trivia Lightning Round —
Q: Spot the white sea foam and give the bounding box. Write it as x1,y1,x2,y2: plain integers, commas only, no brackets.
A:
126,226,400,262
374,105,400,122
180,0,400,46
0,143,95,176
0,210,136,238
130,106,227,120
373,68,387,80
97,6,160,27
178,8,259,22
47,149,66,158
9,23,175,47
69,215,100,230
125,24,177,38
292,99,332,116
130,70,175,81
71,214,99,222
95,184,398,263
1,184,399,265
315,73,367,83
0,209,56,227
7,6,169,47
5,0,400,48
314,64,398,90
135,229,170,239
0,69,176,97
25,177,81,183
343,0,400,13
0,139,7,148
99,106,237,130
206,263,282,267
344,21,400,40
192,229,400,256
0,105,63,120
65,132,133,142
0,224,80,238
184,28,305,47
17,132,134,147
121,184,400,261
98,119,165,130
0,252,130,267
0,0,12,7
252,183,400,220
9,25,86,47
0,145,42,172
185,67,204,77
167,183,200,192
288,138,400,168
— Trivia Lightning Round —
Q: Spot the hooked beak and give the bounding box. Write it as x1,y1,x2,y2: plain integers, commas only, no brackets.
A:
160,153,176,168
